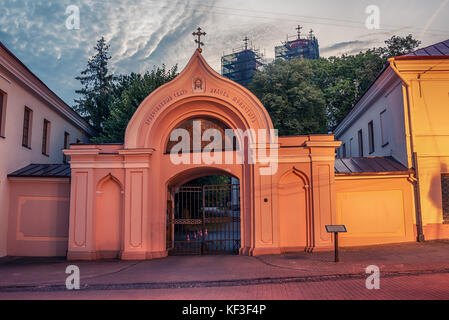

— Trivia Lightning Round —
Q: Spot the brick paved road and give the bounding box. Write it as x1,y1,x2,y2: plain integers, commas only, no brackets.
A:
1,272,448,300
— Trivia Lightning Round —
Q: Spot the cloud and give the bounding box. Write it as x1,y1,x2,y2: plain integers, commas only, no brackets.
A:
320,40,372,55
1,0,447,106
0,0,216,105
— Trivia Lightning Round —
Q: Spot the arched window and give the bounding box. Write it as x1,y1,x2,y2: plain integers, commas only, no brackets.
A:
166,117,238,153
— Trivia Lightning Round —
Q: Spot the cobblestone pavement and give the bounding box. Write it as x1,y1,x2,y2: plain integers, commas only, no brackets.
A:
1,240,449,301
1,240,449,289
1,272,448,300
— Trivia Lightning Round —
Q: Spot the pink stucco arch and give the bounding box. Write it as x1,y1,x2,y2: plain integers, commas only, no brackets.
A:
117,50,278,259
65,49,341,261
124,50,274,150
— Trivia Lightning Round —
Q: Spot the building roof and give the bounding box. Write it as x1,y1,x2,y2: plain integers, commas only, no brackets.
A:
333,38,449,136
8,164,71,178
9,157,408,178
334,156,409,175
0,41,95,136
404,39,449,57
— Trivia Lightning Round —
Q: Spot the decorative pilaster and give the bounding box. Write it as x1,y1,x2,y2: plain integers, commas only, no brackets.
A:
118,148,157,260
305,138,341,251
65,147,100,260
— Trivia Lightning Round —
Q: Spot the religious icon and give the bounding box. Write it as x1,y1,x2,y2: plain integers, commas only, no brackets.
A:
192,76,205,93
194,79,202,90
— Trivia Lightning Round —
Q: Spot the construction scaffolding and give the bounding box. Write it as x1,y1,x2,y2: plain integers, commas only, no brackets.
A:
221,37,264,87
275,26,320,61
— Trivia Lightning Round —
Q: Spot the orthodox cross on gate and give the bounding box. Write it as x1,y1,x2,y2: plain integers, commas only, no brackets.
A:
243,36,250,50
296,25,303,39
193,27,206,52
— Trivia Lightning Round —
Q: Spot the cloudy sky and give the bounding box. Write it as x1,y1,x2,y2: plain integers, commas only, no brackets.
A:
1,0,448,105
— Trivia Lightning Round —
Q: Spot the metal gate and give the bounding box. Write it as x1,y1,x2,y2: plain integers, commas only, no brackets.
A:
167,184,241,255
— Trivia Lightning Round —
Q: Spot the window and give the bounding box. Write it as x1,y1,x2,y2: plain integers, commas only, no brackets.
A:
63,132,70,163
42,119,51,156
380,109,389,147
22,107,33,148
358,129,363,157
342,143,347,157
368,121,375,154
349,138,353,157
0,90,6,137
441,175,449,222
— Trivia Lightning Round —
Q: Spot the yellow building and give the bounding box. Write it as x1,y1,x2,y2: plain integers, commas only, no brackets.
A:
335,39,449,244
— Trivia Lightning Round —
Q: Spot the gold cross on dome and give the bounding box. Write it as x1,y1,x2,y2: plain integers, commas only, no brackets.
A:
193,27,206,52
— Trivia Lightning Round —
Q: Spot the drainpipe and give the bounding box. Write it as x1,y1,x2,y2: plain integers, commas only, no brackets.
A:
389,58,425,242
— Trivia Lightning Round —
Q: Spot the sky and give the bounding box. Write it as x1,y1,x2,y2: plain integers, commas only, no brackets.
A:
0,0,448,105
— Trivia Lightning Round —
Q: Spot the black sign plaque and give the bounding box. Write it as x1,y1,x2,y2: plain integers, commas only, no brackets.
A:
325,225,347,263
325,225,347,233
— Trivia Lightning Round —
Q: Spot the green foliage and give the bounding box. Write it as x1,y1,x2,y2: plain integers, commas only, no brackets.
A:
78,35,421,142
93,65,178,143
249,59,327,136
185,175,232,186
308,50,385,128
74,37,114,134
376,34,421,59
249,34,421,133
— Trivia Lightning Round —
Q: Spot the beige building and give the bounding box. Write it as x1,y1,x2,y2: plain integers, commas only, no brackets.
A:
0,42,93,257
335,39,449,241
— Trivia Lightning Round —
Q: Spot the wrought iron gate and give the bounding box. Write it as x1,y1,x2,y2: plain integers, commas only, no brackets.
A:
167,184,241,255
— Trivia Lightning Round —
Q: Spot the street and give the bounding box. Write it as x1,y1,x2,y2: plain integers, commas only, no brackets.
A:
1,271,448,300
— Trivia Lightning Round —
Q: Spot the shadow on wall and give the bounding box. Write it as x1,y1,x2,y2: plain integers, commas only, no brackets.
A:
427,164,446,209
427,163,448,239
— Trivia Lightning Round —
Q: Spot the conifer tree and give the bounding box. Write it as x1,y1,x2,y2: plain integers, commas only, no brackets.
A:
74,37,114,134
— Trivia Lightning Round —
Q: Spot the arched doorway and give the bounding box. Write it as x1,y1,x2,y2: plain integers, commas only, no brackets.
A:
278,170,310,252
166,170,241,255
95,175,123,259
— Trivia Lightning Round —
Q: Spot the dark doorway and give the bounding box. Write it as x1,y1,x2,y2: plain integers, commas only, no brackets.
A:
167,175,241,255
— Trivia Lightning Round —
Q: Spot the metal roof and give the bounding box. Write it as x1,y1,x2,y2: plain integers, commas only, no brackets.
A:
8,157,408,178
335,157,409,175
8,164,71,178
404,39,449,57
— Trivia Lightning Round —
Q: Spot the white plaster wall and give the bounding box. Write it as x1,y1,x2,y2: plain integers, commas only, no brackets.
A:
0,71,89,257
336,80,408,167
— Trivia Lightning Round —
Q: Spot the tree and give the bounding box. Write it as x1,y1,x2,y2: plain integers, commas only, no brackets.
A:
74,37,114,134
186,175,232,186
249,34,421,131
94,65,178,143
376,34,421,59
249,59,327,136
309,50,385,128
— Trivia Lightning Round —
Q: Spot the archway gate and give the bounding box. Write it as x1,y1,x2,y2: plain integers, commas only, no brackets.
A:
167,183,241,255
64,49,341,261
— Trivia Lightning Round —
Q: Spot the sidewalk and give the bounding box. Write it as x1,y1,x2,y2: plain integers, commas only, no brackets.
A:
1,240,448,291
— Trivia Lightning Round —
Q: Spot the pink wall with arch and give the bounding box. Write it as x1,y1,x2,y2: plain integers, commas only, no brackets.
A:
63,50,341,260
